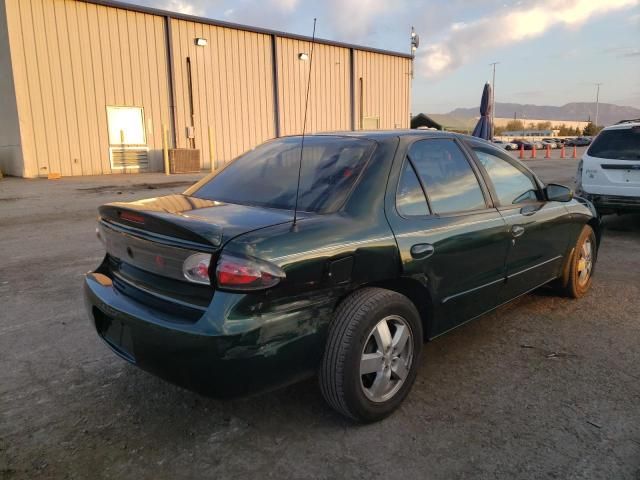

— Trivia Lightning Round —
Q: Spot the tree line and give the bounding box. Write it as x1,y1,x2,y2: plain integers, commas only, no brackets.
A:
495,120,602,136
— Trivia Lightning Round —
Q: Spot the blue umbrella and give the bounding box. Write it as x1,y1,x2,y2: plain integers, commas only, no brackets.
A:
472,82,493,140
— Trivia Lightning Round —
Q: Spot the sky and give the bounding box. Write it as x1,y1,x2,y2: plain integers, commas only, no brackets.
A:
135,0,640,113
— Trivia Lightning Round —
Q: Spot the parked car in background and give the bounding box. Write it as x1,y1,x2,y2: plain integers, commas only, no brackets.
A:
566,137,592,147
85,131,601,422
541,140,558,149
532,141,545,150
511,139,534,150
544,138,564,148
576,121,640,215
493,139,518,150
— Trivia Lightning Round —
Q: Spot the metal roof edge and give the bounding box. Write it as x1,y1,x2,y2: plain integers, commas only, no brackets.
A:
80,0,414,59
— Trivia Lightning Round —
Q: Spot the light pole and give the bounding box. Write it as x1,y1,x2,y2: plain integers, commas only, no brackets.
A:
594,83,602,128
410,27,419,62
409,27,419,127
489,62,499,138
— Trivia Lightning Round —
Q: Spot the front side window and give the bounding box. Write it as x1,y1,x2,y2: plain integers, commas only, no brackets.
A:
187,136,375,213
472,148,539,206
408,139,486,215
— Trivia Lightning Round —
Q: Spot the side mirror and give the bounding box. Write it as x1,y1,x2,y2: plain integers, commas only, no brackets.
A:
546,183,573,202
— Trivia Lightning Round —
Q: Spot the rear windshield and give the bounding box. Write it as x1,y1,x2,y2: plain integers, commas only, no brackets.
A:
587,127,640,160
187,136,375,213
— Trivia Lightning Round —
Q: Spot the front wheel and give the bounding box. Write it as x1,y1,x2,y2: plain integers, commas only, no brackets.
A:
319,288,423,422
558,225,597,298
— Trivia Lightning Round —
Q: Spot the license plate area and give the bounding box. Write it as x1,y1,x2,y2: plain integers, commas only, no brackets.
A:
623,169,640,184
93,307,136,363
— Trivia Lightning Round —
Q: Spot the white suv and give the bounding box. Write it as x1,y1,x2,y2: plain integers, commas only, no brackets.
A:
576,120,640,215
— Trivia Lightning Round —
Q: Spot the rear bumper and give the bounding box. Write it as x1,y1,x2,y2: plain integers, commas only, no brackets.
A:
578,191,640,213
84,272,331,397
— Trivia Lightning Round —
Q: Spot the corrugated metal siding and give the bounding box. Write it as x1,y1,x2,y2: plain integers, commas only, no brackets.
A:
3,0,411,177
0,0,23,176
4,0,171,177
276,38,351,136
170,19,276,169
354,51,411,130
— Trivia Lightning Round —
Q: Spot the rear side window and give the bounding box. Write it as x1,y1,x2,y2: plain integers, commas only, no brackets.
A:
408,139,486,214
396,161,430,216
587,127,640,160
472,148,539,205
187,136,375,213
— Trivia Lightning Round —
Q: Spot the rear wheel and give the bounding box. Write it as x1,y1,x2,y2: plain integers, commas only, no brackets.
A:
558,225,597,298
319,288,422,422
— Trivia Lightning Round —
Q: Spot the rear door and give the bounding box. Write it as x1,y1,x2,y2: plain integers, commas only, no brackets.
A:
386,137,511,337
581,125,640,198
465,143,572,300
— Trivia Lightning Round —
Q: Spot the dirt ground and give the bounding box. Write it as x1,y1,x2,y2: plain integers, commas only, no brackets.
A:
1,156,639,480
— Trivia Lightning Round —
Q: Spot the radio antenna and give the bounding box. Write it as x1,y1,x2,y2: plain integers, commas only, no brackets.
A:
292,18,317,229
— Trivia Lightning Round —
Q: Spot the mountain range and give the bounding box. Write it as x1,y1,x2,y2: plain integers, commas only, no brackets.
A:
448,102,640,126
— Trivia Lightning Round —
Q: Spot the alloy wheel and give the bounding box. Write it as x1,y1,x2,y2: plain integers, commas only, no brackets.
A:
577,238,593,286
360,315,414,403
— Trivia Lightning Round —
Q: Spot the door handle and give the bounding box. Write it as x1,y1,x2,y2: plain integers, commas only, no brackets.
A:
410,243,435,259
511,225,525,238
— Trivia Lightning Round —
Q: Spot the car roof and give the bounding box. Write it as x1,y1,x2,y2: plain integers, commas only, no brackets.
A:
603,121,640,131
311,129,488,143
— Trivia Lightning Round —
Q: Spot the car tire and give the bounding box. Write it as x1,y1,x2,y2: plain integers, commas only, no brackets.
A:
557,225,597,298
319,287,423,423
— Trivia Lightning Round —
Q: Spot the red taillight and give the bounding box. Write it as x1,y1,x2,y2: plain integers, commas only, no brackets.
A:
119,210,145,224
215,253,285,291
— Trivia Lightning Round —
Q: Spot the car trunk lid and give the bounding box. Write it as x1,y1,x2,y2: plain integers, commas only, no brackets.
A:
97,195,295,311
99,194,295,249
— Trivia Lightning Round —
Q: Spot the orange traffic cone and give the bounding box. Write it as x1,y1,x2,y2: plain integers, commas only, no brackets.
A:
545,144,551,159
531,145,537,158
519,144,524,159
560,145,566,158
572,145,577,159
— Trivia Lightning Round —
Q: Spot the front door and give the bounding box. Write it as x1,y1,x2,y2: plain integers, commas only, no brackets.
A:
466,143,572,299
387,138,511,337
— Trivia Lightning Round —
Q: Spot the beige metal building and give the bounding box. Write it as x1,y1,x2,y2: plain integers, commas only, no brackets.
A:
0,0,412,178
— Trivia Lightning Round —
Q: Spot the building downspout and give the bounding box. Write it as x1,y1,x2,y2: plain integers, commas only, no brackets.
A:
359,77,364,130
349,48,355,131
164,15,177,148
271,34,281,138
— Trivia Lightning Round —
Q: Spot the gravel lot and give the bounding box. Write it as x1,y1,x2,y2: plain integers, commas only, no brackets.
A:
1,154,639,480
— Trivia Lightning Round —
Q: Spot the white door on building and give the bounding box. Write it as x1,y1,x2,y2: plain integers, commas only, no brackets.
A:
107,106,149,171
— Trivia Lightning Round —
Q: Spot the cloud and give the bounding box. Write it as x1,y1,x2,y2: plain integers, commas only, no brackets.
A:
218,0,301,31
155,0,207,15
324,0,394,42
602,46,640,57
417,0,640,78
276,0,299,12
215,0,390,43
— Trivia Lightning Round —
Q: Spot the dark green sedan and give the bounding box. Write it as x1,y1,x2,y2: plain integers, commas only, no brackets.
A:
85,131,601,422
